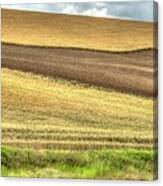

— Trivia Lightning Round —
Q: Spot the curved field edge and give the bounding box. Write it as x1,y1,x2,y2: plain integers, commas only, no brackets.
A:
2,68,155,150
2,9,156,52
1,41,157,54
1,146,157,180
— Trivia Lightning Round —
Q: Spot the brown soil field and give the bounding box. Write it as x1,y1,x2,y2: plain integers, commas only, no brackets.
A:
2,8,156,52
2,43,157,96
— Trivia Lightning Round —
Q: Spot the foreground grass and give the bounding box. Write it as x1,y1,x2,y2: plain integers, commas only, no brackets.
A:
1,146,157,180
2,9,155,52
2,68,154,150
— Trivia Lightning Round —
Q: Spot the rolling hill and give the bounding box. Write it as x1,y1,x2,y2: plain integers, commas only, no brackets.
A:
2,68,156,179
2,68,154,150
2,8,156,52
1,8,157,179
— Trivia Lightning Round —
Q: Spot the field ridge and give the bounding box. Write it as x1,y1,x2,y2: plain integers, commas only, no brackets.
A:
1,42,157,54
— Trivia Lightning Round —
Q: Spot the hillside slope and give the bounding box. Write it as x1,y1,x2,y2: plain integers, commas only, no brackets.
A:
2,43,156,96
2,8,155,52
2,68,154,150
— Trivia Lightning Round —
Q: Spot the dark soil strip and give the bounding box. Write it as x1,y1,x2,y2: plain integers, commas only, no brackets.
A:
2,43,158,97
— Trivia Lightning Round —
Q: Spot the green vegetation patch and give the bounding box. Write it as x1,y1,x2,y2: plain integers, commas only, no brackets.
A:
1,146,157,180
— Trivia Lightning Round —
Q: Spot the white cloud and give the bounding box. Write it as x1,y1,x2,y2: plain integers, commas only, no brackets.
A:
59,5,77,14
83,7,108,17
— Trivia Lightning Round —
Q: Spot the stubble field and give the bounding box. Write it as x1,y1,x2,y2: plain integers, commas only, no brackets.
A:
2,68,156,179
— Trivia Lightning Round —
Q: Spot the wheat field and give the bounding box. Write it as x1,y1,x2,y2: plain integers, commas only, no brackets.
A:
2,8,155,52
2,68,156,179
1,8,157,180
2,68,154,150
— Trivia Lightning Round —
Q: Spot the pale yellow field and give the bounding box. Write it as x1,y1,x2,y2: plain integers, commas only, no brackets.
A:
2,68,154,150
2,8,155,52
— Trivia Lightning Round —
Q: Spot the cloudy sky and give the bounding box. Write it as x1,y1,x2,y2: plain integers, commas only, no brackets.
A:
2,1,157,22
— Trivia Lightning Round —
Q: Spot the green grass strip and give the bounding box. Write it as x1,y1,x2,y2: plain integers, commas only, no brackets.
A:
1,146,157,180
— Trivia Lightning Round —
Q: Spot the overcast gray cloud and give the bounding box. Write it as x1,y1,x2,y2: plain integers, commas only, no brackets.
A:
1,1,157,22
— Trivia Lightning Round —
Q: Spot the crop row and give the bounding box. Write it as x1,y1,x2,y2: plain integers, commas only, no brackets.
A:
2,139,152,151
2,123,152,139
3,131,154,144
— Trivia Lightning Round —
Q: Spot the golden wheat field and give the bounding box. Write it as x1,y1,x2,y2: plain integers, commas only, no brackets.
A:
2,8,155,52
1,8,157,180
2,68,156,179
2,68,154,150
